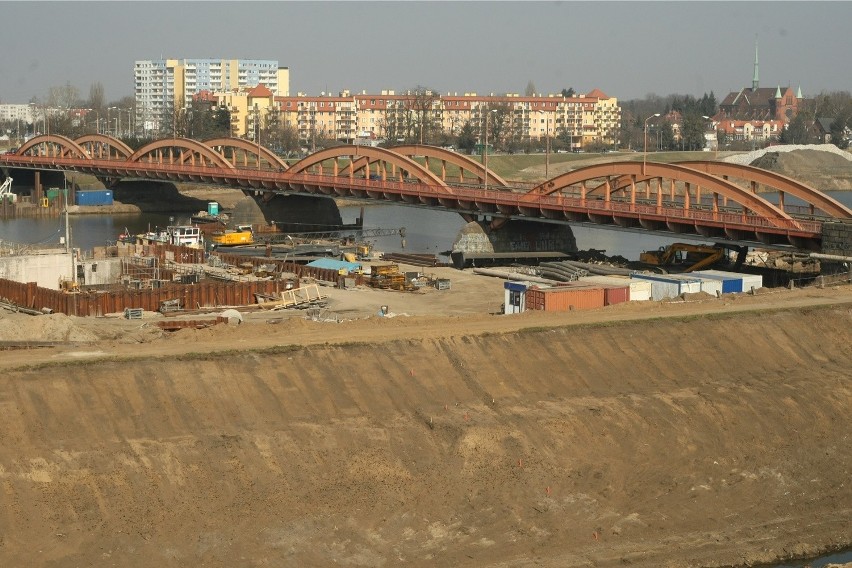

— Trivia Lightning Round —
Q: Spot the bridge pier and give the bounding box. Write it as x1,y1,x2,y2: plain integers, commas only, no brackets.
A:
820,221,852,257
451,219,577,264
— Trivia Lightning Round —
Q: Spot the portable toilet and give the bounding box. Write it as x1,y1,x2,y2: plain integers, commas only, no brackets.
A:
504,281,528,314
208,201,219,216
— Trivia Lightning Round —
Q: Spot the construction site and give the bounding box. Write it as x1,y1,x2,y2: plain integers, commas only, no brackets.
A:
0,147,850,567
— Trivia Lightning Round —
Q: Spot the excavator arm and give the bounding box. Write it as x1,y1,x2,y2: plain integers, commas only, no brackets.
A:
640,242,725,272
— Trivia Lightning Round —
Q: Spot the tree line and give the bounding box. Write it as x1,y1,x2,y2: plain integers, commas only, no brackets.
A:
5,81,850,154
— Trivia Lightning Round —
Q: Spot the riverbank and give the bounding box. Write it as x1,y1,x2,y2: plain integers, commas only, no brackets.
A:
0,280,850,567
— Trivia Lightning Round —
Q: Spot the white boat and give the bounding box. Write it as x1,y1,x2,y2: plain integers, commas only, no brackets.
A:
125,225,204,248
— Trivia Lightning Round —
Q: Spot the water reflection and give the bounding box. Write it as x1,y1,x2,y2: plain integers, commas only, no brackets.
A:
1,191,850,261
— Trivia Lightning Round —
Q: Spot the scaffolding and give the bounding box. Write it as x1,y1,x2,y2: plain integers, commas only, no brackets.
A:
121,256,161,288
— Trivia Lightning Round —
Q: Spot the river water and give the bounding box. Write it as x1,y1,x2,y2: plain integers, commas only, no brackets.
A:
1,191,851,261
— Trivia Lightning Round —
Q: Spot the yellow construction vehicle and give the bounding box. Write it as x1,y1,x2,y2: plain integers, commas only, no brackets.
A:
210,224,254,246
639,243,725,272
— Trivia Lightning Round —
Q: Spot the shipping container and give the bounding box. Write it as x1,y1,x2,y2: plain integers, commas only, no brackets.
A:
694,269,763,293
571,277,629,305
631,273,701,300
664,273,723,297
740,273,763,292
75,189,113,206
525,285,606,312
692,270,743,293
578,275,652,302
46,188,64,201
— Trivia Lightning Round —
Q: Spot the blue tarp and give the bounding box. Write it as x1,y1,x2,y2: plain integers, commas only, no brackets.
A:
306,258,362,273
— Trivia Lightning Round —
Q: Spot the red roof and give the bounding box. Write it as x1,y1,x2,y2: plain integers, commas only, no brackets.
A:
586,88,609,99
248,84,273,98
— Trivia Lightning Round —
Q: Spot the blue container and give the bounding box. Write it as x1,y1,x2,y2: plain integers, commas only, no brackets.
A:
75,189,113,206
692,270,744,293
208,201,219,216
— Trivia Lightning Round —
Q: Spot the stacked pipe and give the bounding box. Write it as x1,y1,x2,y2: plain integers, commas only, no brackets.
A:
538,262,588,282
558,259,635,277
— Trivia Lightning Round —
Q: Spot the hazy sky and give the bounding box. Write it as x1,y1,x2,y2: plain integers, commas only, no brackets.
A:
1,1,849,104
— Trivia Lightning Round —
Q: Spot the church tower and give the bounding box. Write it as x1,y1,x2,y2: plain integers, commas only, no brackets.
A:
752,36,759,92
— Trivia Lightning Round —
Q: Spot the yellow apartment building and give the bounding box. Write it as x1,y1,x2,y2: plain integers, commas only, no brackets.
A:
214,88,620,150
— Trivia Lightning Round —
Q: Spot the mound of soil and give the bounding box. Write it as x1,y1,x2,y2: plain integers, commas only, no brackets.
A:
0,299,850,567
751,147,852,190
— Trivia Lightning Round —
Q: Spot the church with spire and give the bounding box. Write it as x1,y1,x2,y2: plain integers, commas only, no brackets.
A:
718,38,806,123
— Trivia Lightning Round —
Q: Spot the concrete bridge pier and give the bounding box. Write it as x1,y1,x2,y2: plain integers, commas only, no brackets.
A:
452,219,578,263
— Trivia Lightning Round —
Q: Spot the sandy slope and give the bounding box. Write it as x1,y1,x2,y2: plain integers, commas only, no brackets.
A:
0,281,850,567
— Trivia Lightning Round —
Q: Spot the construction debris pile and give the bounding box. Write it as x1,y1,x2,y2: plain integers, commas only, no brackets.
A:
368,263,450,292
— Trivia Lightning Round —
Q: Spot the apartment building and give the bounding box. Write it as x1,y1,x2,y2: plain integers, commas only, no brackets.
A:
134,58,289,135
204,86,620,150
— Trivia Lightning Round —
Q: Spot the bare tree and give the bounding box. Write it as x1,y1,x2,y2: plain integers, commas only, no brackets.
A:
490,102,512,149
88,82,106,111
385,86,441,144
47,82,80,109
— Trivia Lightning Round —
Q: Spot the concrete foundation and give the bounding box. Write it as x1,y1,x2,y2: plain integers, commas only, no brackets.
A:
453,220,577,256
821,221,852,256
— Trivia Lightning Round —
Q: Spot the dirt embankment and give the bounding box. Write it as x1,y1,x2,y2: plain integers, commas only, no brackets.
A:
0,302,850,567
749,147,852,191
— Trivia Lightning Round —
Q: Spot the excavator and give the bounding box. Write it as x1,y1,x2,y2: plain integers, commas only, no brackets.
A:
639,242,727,273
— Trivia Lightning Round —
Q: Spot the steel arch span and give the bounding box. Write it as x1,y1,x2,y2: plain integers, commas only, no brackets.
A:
528,161,792,225
203,137,290,171
17,135,90,160
126,138,236,170
585,161,852,220
74,135,134,160
388,145,509,187
286,145,451,195
678,161,852,218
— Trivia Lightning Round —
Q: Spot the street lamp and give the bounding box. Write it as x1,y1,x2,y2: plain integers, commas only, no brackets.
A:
254,105,261,170
701,115,717,159
483,106,497,191
108,107,116,137
643,113,660,175
545,116,551,178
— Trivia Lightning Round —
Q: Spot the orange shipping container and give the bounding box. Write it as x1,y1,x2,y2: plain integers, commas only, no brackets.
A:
525,286,606,311
602,285,630,305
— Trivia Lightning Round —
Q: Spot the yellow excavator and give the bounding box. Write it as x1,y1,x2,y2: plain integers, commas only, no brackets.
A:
639,243,725,273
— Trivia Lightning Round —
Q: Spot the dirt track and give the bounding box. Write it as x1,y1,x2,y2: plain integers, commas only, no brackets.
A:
0,277,851,567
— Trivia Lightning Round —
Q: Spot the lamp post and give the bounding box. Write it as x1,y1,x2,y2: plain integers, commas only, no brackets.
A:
255,105,261,170
483,106,497,191
701,114,717,159
545,116,551,178
643,113,660,175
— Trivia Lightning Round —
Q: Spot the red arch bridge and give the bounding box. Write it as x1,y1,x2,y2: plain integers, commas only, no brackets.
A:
2,134,851,253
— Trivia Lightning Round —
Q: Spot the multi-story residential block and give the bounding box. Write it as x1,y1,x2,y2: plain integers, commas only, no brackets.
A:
0,104,36,124
270,89,620,150
134,58,289,135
